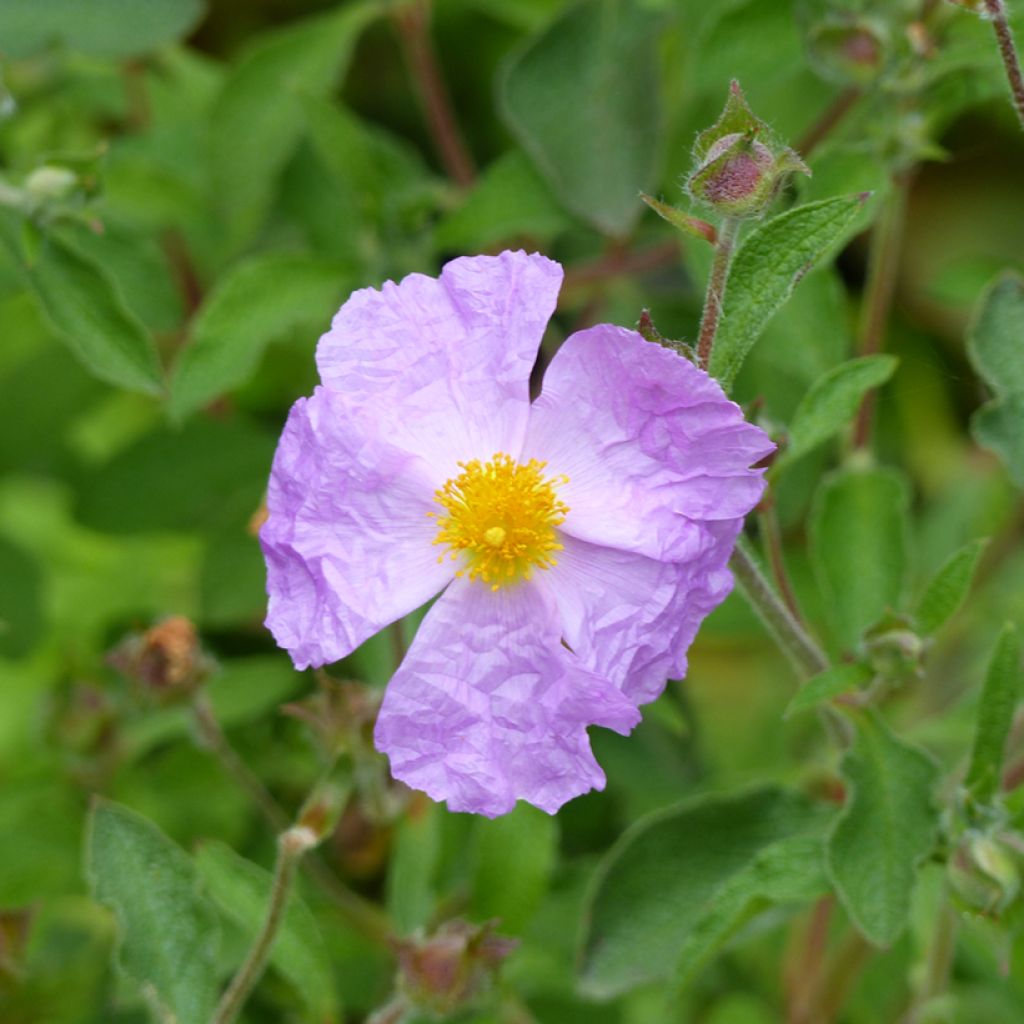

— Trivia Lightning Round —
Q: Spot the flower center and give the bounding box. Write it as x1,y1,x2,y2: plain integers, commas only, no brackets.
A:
431,453,569,591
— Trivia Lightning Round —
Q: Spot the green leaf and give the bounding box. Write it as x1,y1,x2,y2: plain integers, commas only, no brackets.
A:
0,533,44,658
826,710,939,946
210,2,382,250
578,787,825,998
673,835,829,996
783,663,874,719
965,624,1022,803
709,195,866,390
972,394,1024,490
387,801,442,935
779,355,898,469
86,799,221,1024
0,0,205,58
170,254,349,421
471,804,558,934
435,150,573,252
810,464,910,652
0,221,163,395
967,273,1024,397
499,0,663,236
195,840,338,1022
916,538,989,636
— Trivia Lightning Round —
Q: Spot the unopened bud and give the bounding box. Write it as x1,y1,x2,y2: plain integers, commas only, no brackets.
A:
947,829,1023,916
688,81,808,219
863,612,924,683
108,616,212,703
807,17,889,84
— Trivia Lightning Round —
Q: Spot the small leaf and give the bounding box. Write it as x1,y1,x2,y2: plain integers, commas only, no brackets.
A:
967,272,1024,398
578,787,825,998
916,538,989,636
965,624,1022,803
673,835,829,996
783,663,874,719
639,193,716,244
827,710,939,946
86,799,221,1024
471,804,558,934
779,355,898,469
709,195,866,390
170,254,349,421
196,840,338,1022
810,464,910,653
387,800,442,935
499,0,663,236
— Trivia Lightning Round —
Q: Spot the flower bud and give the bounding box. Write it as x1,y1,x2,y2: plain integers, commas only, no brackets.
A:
947,829,1023,916
807,16,889,84
108,616,212,704
687,82,808,219
863,612,924,683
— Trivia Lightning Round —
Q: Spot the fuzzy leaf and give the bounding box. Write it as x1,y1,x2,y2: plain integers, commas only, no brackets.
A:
783,663,874,719
916,538,989,636
709,195,866,390
780,355,898,469
810,464,910,652
965,625,1023,803
967,273,1024,397
972,394,1024,490
86,799,220,1024
827,710,939,946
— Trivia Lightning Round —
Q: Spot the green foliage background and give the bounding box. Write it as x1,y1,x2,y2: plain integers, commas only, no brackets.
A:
2,0,1024,1021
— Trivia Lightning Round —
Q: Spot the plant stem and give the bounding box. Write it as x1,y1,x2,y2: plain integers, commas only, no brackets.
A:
984,0,1024,129
902,902,958,1023
758,496,806,624
851,176,909,449
797,86,861,157
393,0,476,188
730,536,829,679
211,825,317,1024
696,216,740,369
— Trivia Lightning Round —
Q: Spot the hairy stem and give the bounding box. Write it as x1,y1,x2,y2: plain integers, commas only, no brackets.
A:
730,536,829,679
393,0,476,187
696,216,740,369
852,177,909,449
211,826,316,1024
984,0,1024,129
758,497,806,624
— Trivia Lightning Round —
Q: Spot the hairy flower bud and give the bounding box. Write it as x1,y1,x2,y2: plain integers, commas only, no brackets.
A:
947,829,1024,916
687,82,808,219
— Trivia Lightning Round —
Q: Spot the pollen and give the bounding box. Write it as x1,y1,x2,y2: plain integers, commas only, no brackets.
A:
431,453,569,591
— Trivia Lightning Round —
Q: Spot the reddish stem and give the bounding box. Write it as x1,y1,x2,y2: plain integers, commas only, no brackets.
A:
797,86,861,158
984,0,1024,130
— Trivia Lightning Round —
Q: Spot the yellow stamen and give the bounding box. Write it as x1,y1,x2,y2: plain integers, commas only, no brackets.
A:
431,453,568,590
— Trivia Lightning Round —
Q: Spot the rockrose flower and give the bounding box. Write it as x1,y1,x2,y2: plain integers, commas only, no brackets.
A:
261,250,772,817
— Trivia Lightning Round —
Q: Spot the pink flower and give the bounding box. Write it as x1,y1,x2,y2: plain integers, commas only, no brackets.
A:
260,251,772,817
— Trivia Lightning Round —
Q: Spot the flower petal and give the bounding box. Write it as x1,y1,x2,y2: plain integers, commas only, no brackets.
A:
536,529,740,706
260,387,453,670
374,578,641,817
316,250,562,482
523,324,773,561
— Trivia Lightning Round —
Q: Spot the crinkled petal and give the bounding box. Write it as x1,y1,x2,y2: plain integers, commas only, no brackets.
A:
260,387,453,670
374,578,641,817
535,528,740,706
316,250,562,483
523,325,773,561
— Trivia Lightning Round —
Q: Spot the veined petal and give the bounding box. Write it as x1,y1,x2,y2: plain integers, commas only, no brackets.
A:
316,250,562,483
536,529,740,706
260,387,452,670
374,578,640,817
523,325,773,561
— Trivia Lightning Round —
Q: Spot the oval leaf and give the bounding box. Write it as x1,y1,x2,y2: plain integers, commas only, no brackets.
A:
86,799,221,1024
916,537,989,637
709,195,866,390
967,272,1024,398
826,710,939,947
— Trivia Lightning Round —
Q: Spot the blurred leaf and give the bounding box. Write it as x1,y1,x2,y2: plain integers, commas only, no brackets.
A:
0,221,164,395
810,464,910,652
965,624,1022,804
779,355,898,469
387,800,442,935
0,532,44,658
170,254,348,421
471,804,558,934
499,0,663,236
196,840,338,1022
435,149,572,252
916,537,989,637
75,417,274,534
783,663,873,719
709,195,866,390
826,710,939,947
967,273,1024,397
86,799,221,1024
0,0,205,58
210,2,382,250
673,834,829,996
972,395,1024,490
578,787,824,998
